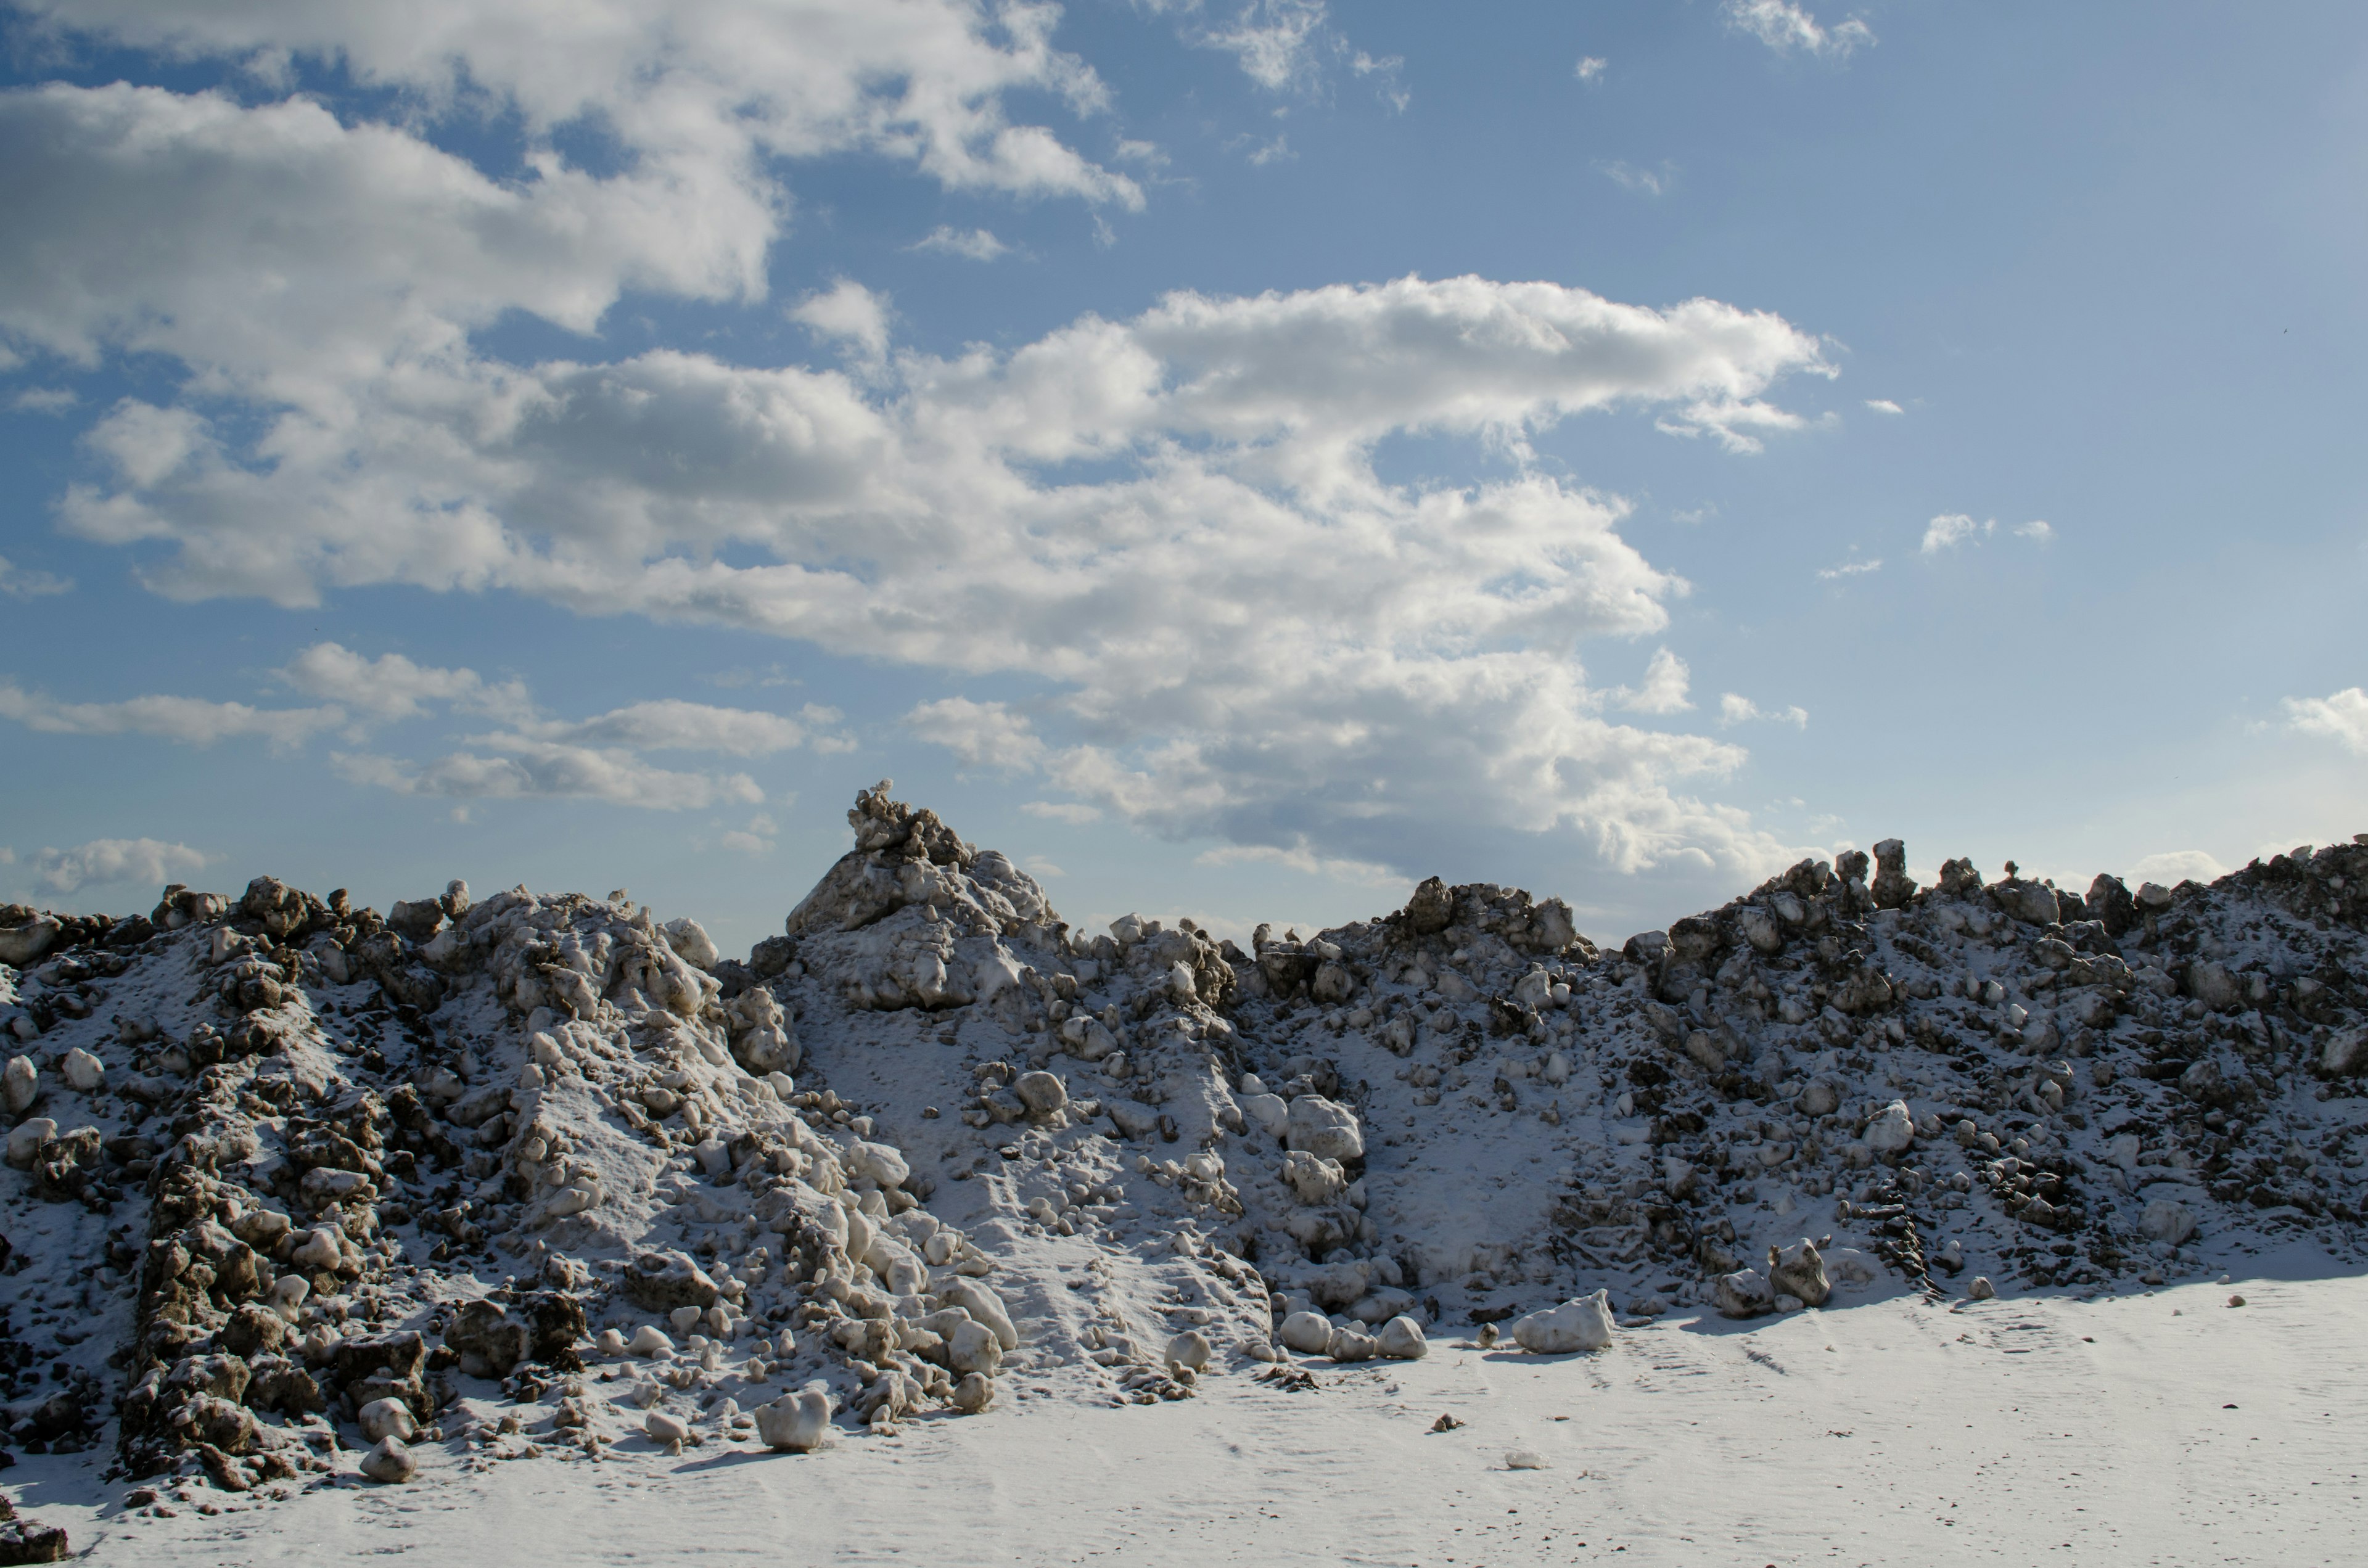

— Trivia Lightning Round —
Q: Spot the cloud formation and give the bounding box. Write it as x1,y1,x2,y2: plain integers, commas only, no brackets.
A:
0,680,342,750
28,835,211,894
0,556,72,599
1719,694,1809,728
1723,0,1873,59
2284,688,2368,755
909,226,1012,261
0,12,1848,889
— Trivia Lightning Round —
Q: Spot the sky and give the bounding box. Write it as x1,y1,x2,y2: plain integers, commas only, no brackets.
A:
1,0,2364,957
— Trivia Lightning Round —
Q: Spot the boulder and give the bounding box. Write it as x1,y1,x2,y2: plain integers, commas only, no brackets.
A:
1766,1239,1832,1308
1285,1096,1363,1162
754,1389,833,1451
1376,1316,1428,1360
1511,1291,1614,1353
1715,1269,1776,1319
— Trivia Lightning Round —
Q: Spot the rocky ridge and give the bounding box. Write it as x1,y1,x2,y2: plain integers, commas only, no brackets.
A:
2,788,2366,1535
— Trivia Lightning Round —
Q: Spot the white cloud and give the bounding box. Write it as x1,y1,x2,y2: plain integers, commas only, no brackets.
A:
0,556,72,599
2014,519,2055,543
909,226,1011,261
1613,647,1693,715
1920,512,1993,554
1817,557,1881,580
1023,801,1104,824
1723,0,1874,59
2284,688,2368,755
520,699,816,757
1863,398,1902,414
719,811,779,856
906,698,1049,773
0,679,341,750
10,387,78,414
277,641,528,723
1199,0,1333,91
791,279,893,362
1574,57,1608,84
50,269,1830,877
1021,854,1067,878
1,9,1844,892
1597,159,1674,197
1195,840,1400,888
30,835,210,894
2130,849,2229,885
1720,693,1808,728
333,744,760,811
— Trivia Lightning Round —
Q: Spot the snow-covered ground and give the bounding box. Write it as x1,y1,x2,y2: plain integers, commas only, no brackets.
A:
21,1262,2365,1566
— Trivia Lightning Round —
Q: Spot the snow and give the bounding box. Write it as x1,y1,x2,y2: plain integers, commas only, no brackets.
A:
4,796,2368,1562
18,1268,2367,1564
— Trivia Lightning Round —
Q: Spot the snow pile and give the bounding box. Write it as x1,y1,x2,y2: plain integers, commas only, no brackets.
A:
3,790,2368,1535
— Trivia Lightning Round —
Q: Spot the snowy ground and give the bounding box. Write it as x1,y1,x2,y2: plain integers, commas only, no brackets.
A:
26,1261,2363,1567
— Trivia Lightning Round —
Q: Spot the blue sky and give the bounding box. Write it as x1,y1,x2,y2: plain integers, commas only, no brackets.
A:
2,0,2364,955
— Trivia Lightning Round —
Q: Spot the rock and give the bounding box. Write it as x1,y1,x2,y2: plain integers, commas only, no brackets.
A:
662,917,719,971
2321,1030,2368,1078
1285,1095,1363,1162
644,1410,691,1445
950,1372,994,1413
1864,1101,1917,1156
1796,1080,1839,1117
628,1325,676,1358
2185,959,2241,1012
1278,1311,1335,1355
359,1436,417,1484
1013,1070,1068,1117
443,1299,533,1378
1991,878,2061,926
292,1227,344,1271
358,1397,417,1443
60,1048,104,1093
1281,1149,1349,1205
1737,905,1783,954
1,1056,34,1115
755,1389,834,1450
1870,839,1917,909
0,913,61,968
941,1278,1018,1351
2140,1197,2198,1246
1766,1239,1832,1308
1166,1331,1213,1371
1968,1276,1997,1301
4,1117,57,1170
0,1517,70,1563
945,1318,1003,1377
1511,1291,1615,1352
623,1250,722,1313
1239,1092,1289,1140
1376,1315,1428,1360
1715,1269,1776,1319
1404,877,1453,935
1327,1326,1377,1362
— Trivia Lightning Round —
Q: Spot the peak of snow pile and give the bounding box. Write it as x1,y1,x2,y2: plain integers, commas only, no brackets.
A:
2,795,2368,1533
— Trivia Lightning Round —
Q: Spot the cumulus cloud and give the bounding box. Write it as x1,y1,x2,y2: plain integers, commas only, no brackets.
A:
1023,801,1103,824
2130,849,2229,885
30,835,211,894
10,387,79,414
1723,0,1873,59
1196,840,1400,887
1574,57,1608,84
1719,694,1808,728
908,226,1011,261
1613,647,1693,715
906,698,1048,772
1817,557,1880,580
0,556,72,599
2015,519,2055,543
718,811,779,856
1864,398,1902,414
277,642,529,724
333,744,760,811
0,10,1855,889
520,699,826,757
1920,513,1992,554
791,279,894,362
2284,688,2368,755
0,679,342,750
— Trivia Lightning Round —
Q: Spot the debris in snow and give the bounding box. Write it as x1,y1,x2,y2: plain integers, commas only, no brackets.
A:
0,792,2365,1513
